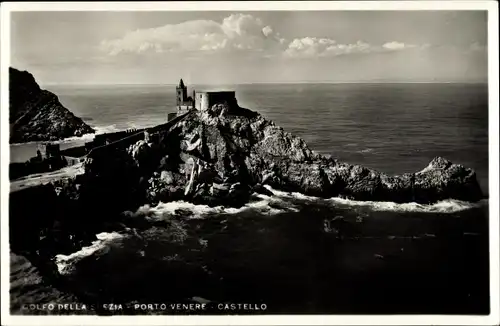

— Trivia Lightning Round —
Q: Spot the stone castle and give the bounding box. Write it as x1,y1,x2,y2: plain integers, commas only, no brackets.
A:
175,79,237,115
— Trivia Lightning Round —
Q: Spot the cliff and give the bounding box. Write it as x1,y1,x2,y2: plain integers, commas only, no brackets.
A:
9,67,95,143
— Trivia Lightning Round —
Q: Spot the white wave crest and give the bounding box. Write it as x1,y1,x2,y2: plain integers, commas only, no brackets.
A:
263,185,321,201
53,124,133,144
9,133,95,148
57,133,95,144
129,194,299,221
227,194,300,215
93,124,122,134
263,185,487,213
54,232,125,275
10,123,136,147
53,123,137,144
9,135,94,147
329,197,488,213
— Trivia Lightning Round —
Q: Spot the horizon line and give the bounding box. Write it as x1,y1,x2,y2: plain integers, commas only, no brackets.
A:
44,81,489,87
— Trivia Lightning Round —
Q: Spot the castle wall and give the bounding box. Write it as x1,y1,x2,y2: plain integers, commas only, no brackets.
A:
195,91,236,111
177,105,192,115
94,131,130,147
195,93,210,111
168,113,177,121
208,91,236,108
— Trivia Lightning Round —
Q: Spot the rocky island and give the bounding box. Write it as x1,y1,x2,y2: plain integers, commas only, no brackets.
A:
138,104,484,207
9,67,94,143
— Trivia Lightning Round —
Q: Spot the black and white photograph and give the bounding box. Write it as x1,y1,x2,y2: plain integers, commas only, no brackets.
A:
1,2,498,325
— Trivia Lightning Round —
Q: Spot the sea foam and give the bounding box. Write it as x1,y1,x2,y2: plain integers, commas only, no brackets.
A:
329,197,488,213
54,232,125,275
263,185,487,213
93,124,122,135
129,194,299,221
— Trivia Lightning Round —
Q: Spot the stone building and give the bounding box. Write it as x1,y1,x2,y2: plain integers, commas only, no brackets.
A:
176,79,195,114
175,78,238,114
195,91,237,111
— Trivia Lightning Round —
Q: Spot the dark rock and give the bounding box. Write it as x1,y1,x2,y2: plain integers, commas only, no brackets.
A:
210,183,230,197
412,157,483,203
227,182,252,206
79,147,145,218
9,67,95,143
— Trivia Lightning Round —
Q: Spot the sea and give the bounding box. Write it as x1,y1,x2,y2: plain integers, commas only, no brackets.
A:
10,83,490,315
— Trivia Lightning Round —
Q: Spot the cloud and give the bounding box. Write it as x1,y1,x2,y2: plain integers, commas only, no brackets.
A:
100,13,431,60
262,26,273,37
382,41,407,50
284,38,426,58
382,41,429,51
284,38,374,58
100,13,285,56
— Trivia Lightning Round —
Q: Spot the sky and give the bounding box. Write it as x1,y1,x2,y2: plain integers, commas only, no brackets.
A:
10,10,488,85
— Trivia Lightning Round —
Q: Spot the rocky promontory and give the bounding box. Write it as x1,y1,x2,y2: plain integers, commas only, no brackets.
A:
79,101,483,215
9,67,95,143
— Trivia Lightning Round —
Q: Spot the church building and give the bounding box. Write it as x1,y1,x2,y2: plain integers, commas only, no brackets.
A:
174,78,237,115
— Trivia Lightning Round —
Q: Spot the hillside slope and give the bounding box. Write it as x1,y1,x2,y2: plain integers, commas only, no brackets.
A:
9,67,94,143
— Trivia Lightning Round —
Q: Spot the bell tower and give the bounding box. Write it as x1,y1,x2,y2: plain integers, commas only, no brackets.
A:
176,78,187,108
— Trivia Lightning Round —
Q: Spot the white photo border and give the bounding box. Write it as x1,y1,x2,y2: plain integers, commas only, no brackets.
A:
1,2,498,325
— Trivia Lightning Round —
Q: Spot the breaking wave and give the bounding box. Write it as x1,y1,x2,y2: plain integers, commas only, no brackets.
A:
263,185,487,213
55,123,140,144
9,135,94,147
10,131,96,147
44,123,137,145
126,184,486,222
42,123,127,144
93,124,122,134
329,197,488,213
55,133,95,144
262,186,319,201
130,186,487,219
54,232,125,275
10,124,122,146
127,194,300,221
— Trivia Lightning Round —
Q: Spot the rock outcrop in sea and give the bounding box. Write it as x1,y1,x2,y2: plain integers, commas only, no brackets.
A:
9,67,95,143
80,101,483,215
